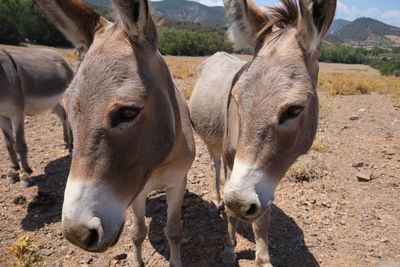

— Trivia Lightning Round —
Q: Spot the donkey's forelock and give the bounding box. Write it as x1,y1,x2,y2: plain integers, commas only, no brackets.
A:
226,0,299,49
256,0,298,38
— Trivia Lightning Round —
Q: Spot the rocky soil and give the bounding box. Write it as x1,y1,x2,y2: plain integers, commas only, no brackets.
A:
0,87,399,266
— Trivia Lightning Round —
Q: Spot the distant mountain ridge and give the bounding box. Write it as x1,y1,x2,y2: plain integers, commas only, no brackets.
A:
84,0,228,25
84,0,400,46
328,19,350,34
152,0,228,25
325,17,400,46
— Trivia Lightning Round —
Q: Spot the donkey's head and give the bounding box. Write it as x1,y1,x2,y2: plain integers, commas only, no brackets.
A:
223,0,336,221
34,0,178,251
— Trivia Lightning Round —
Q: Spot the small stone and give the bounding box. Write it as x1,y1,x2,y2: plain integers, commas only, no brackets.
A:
357,172,371,182
371,252,382,258
56,228,62,236
85,256,93,264
54,261,63,267
322,201,332,208
114,253,127,260
386,150,396,156
41,249,54,256
309,237,319,247
60,246,68,255
352,162,364,168
359,108,366,112
12,195,26,205
47,233,53,239
309,230,318,236
349,115,359,121
303,218,312,225
370,171,383,180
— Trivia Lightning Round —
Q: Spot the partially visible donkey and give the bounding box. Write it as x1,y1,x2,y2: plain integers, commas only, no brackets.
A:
33,0,196,266
0,48,73,188
189,0,336,265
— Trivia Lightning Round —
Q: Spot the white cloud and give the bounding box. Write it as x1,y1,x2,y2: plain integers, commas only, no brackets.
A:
381,10,400,27
336,1,379,21
198,0,223,6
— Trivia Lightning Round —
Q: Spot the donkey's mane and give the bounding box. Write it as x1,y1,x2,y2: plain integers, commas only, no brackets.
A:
257,0,298,39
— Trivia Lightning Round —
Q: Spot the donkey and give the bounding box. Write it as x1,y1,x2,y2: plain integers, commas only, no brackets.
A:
0,48,73,188
33,0,195,266
189,0,336,265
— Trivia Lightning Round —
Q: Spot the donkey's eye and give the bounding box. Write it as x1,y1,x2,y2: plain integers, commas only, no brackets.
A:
279,106,304,125
111,107,142,127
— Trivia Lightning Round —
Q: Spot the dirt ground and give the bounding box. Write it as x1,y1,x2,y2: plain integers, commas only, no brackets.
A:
0,45,399,267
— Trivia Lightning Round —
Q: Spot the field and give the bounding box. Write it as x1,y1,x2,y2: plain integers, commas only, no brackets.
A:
0,44,400,266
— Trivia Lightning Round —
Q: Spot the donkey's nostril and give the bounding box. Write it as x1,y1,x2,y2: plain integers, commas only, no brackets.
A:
245,203,259,217
86,229,100,249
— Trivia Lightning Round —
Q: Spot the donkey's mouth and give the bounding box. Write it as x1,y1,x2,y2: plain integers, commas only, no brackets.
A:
111,223,125,247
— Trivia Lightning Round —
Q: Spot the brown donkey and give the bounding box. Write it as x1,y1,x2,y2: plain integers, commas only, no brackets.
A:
33,0,195,266
189,0,336,265
0,48,73,188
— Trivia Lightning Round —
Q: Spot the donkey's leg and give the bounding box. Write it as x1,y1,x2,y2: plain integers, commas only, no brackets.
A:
208,151,221,217
52,103,73,152
10,111,32,188
130,192,147,267
0,116,20,184
221,208,239,266
222,158,231,182
164,175,186,267
253,209,272,267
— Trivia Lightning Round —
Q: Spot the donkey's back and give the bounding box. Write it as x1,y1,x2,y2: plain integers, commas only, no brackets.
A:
189,52,246,154
5,49,73,114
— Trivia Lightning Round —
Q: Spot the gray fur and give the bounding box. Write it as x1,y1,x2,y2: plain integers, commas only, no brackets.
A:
190,0,336,265
0,48,73,186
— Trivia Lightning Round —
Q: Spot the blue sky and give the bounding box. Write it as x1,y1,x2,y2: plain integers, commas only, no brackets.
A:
194,0,400,27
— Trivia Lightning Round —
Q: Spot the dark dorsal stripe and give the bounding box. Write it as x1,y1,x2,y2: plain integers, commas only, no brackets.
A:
231,62,250,89
1,49,18,73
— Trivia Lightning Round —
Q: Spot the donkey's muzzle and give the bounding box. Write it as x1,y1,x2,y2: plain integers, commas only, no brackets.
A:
62,217,106,252
224,191,271,221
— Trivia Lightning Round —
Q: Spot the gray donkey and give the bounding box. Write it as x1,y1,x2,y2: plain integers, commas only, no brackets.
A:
0,48,73,188
189,0,336,265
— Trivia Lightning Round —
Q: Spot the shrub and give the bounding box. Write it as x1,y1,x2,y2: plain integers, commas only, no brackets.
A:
9,236,42,267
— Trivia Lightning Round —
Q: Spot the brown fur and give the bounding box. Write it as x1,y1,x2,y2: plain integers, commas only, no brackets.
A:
190,0,336,265
34,1,195,265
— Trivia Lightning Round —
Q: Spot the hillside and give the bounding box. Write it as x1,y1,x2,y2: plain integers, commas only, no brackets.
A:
328,19,350,34
325,17,400,46
152,0,227,25
84,0,228,25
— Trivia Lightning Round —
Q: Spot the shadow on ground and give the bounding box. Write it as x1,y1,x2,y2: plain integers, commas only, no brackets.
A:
144,192,318,267
21,156,71,231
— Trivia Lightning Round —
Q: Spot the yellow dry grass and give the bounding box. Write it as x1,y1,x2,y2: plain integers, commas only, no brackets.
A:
318,72,400,100
164,56,204,99
2,43,399,101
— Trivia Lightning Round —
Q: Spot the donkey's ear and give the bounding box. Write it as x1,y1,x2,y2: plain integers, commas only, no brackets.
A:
223,0,269,49
297,0,336,58
112,0,157,44
32,0,108,51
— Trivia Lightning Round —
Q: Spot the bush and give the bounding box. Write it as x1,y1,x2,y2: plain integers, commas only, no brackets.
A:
0,0,71,46
158,28,233,56
320,43,400,76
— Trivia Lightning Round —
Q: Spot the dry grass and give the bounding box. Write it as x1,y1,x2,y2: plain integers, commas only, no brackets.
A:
164,56,204,99
2,43,399,101
318,72,400,100
319,62,380,75
311,138,328,153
